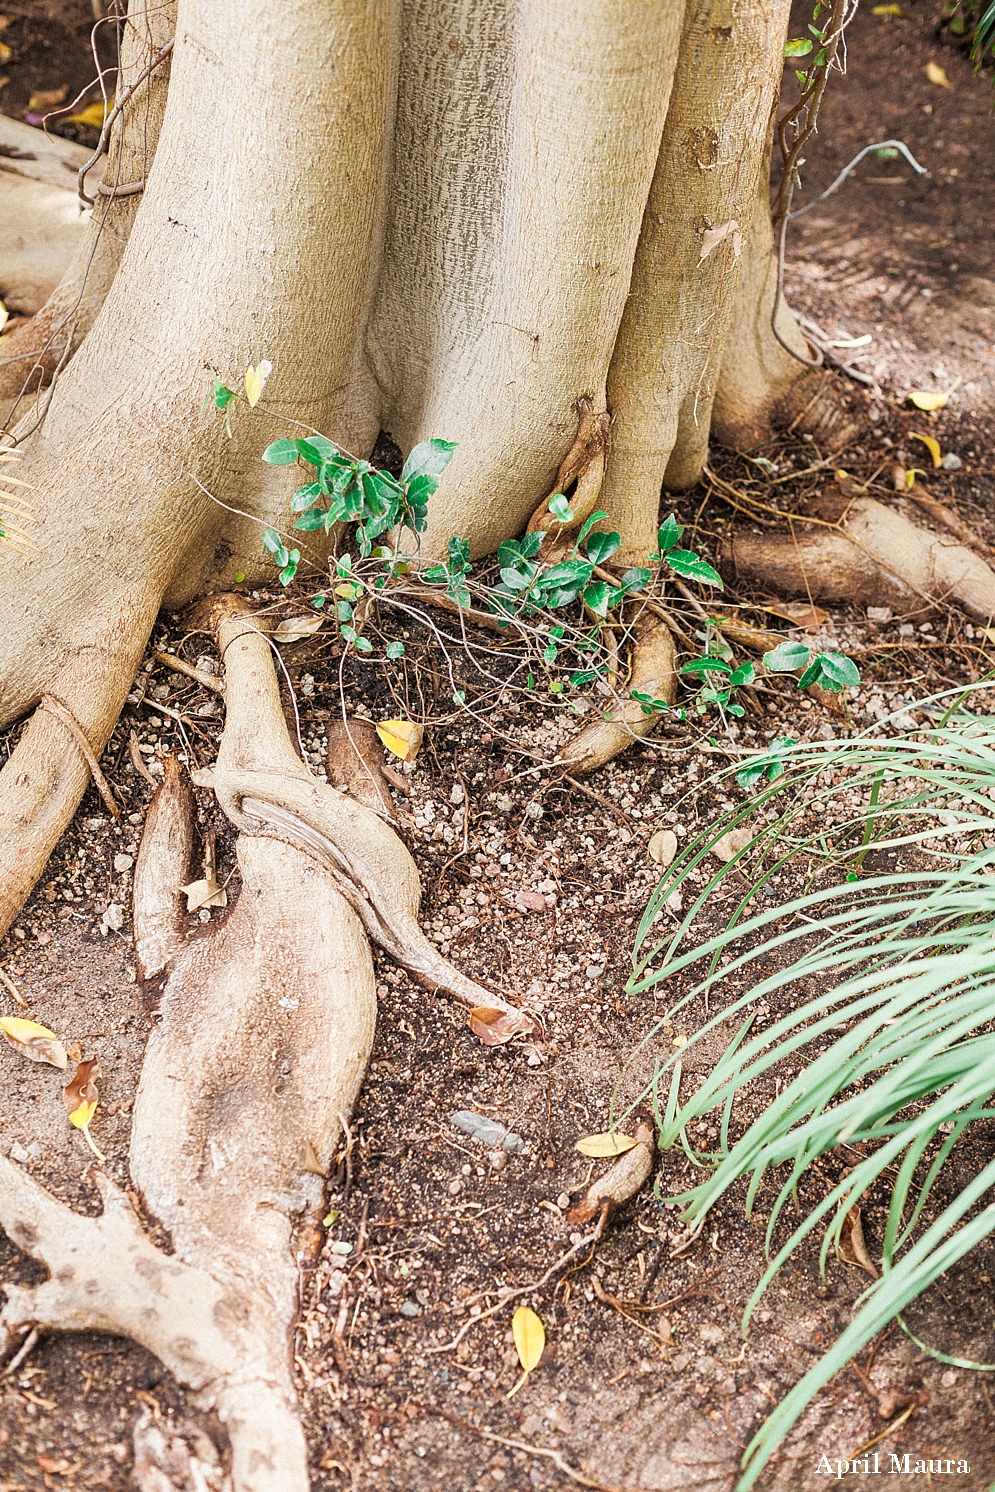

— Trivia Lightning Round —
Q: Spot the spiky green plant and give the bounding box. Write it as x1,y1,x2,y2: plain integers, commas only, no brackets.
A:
622,690,995,1490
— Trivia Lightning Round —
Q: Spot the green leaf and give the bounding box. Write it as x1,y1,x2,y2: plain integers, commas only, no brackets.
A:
810,650,861,690
354,635,374,653
585,530,621,566
386,640,405,660
453,689,466,705
730,661,757,688
294,509,328,531
447,535,472,574
763,640,812,673
212,380,237,411
499,566,535,592
340,624,357,643
542,642,558,663
548,493,574,523
401,438,458,483
262,528,283,556
291,483,324,513
582,581,612,617
783,35,814,54
295,436,338,467
570,670,598,686
664,550,723,586
540,561,593,590
262,439,299,466
337,602,354,622
576,510,609,548
620,567,653,592
680,656,733,676
657,514,684,554
278,552,299,586
630,689,670,716
405,472,438,507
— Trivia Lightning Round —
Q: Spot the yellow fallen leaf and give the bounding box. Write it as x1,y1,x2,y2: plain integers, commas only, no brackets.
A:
648,828,678,868
0,1016,68,1069
872,3,911,14
0,42,10,63
66,100,111,128
244,360,272,409
576,1131,637,1158
508,1306,545,1398
69,1098,97,1129
925,61,951,87
376,718,424,763
27,86,68,111
910,432,942,468
907,379,960,411
63,1058,105,1161
673,1033,688,1049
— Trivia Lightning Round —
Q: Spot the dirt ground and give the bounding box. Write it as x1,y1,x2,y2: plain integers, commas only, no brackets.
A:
4,3,995,1491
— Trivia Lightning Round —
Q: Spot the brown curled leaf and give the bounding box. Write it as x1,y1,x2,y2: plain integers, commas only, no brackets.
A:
469,1005,534,1046
838,1204,878,1280
567,1119,654,1223
63,1058,101,1127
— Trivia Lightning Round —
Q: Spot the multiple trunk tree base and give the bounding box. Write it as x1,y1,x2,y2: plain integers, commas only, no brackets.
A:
4,2,995,1487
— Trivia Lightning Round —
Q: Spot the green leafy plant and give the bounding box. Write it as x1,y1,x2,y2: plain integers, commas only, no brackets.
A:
653,513,723,587
763,637,860,693
622,694,995,1489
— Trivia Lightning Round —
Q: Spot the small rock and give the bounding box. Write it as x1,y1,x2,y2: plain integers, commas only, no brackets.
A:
448,1178,462,1194
940,1369,958,1387
450,783,465,805
515,890,547,913
451,1110,526,1153
9,1140,29,1164
866,606,892,624
699,1322,725,1345
585,963,605,979
100,903,125,935
399,1301,421,1318
488,1149,508,1172
941,452,962,470
114,853,134,873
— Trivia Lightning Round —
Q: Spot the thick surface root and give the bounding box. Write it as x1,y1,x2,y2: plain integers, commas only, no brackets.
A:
723,496,995,618
199,595,532,1024
556,616,677,776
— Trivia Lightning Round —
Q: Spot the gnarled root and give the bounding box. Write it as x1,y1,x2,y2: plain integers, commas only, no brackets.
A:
556,616,677,777
722,496,995,619
198,595,532,1025
3,754,376,1492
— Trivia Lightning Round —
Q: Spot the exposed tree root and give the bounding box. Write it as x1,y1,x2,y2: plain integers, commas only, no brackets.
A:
723,496,995,619
556,616,677,777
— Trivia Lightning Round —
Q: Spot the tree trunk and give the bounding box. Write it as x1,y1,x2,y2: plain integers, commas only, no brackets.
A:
0,0,871,1482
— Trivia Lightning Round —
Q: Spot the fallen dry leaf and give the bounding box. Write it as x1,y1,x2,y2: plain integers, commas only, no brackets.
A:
63,1058,105,1161
908,378,959,411
376,718,424,763
575,1131,637,1158
838,1205,878,1280
181,876,227,912
468,1005,534,1046
129,730,158,786
507,1306,545,1399
273,613,323,643
763,599,827,631
648,828,678,868
712,825,753,862
925,60,951,87
0,1016,68,1070
910,432,942,469
568,1119,655,1224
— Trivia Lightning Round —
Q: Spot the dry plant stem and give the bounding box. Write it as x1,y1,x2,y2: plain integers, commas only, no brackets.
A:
205,597,530,1020
602,0,793,553
153,651,225,694
0,0,176,411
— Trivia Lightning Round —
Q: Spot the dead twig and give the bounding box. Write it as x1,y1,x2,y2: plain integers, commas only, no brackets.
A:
38,695,120,819
153,652,225,694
